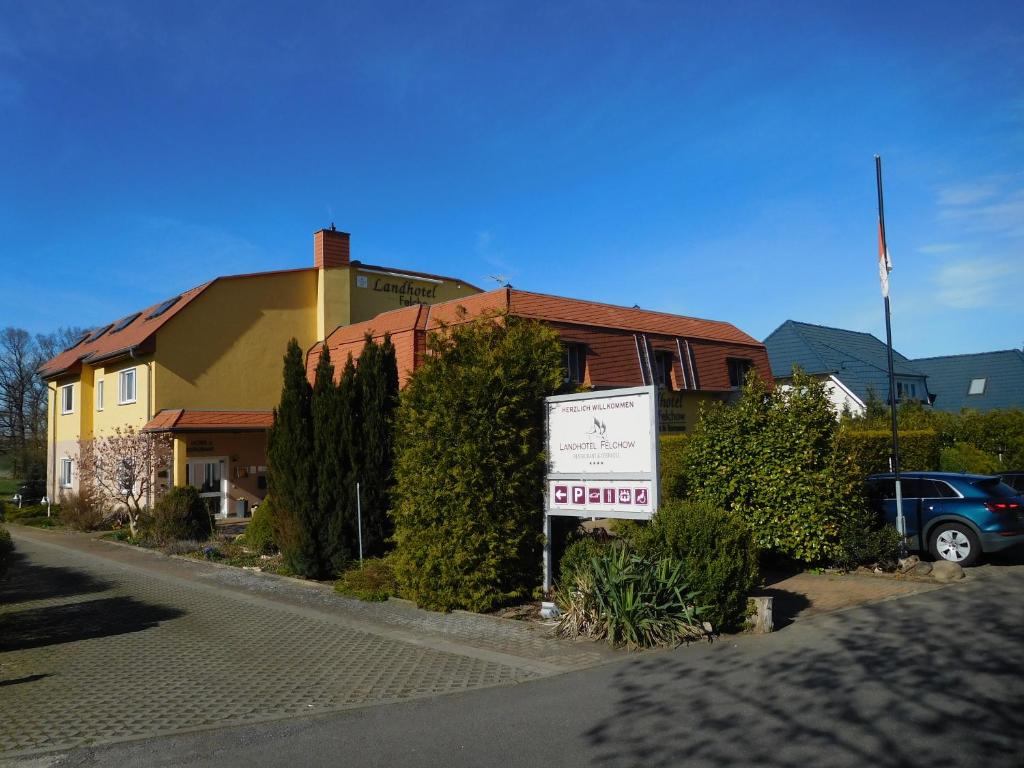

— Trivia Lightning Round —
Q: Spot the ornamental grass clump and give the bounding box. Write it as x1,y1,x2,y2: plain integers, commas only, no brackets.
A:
556,546,709,649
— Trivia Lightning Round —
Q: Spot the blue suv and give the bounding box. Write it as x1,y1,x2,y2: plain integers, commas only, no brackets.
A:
866,472,1024,566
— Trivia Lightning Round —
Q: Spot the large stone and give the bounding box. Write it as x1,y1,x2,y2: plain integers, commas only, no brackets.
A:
931,560,965,581
911,561,933,577
898,555,920,574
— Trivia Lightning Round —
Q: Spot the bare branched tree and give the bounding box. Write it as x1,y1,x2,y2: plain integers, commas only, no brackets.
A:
0,325,86,476
78,426,173,537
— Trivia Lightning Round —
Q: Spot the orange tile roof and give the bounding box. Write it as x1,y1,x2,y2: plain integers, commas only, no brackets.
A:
505,289,762,346
38,282,213,379
321,288,762,348
143,410,274,432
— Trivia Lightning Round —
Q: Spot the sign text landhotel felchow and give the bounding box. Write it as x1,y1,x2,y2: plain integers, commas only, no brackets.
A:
547,391,654,476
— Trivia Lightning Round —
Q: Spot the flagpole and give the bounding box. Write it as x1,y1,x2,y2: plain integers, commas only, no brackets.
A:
875,154,906,553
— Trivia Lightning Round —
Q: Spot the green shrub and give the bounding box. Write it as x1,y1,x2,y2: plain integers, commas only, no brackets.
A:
334,557,398,601
242,497,277,554
659,433,690,501
391,315,564,612
2,503,51,522
556,546,707,649
939,443,1002,475
684,369,864,563
0,525,12,580
59,488,105,531
836,521,902,571
634,499,759,632
152,486,213,544
838,429,941,475
558,534,613,587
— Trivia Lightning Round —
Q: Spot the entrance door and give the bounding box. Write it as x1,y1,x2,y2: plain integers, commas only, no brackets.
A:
186,457,228,518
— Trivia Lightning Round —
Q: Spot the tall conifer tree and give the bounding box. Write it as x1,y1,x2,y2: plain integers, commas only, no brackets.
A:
267,338,318,577
353,333,399,556
312,345,344,572
328,354,359,569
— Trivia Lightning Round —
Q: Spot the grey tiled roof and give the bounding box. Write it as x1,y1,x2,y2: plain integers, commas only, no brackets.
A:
764,320,929,405
911,350,1024,413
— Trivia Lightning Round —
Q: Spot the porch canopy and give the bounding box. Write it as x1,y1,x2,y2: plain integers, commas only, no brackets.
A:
144,409,273,518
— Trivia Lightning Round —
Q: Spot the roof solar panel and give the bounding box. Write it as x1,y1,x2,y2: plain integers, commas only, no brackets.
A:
111,312,141,333
86,324,113,342
147,296,180,320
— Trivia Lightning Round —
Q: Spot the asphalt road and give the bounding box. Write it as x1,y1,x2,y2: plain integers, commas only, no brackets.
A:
35,552,1024,768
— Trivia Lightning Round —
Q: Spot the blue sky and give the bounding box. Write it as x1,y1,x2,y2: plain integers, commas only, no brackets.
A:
1,0,1021,358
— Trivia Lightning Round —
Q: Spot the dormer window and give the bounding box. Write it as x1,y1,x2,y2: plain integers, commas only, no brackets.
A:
654,350,674,389
727,358,752,389
563,343,586,385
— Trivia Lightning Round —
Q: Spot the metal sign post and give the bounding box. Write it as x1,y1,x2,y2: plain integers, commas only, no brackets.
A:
542,385,660,594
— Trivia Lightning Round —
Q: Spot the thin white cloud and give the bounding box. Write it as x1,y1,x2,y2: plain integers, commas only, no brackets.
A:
936,177,1024,238
937,181,999,207
917,243,962,254
934,258,1021,309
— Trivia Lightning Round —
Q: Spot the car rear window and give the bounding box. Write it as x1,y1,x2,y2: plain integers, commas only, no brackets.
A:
973,478,1021,498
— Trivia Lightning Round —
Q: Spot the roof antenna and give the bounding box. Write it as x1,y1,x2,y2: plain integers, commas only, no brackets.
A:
330,222,336,231
489,274,510,287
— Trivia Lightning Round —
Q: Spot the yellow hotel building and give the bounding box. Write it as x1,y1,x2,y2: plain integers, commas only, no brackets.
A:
39,228,479,516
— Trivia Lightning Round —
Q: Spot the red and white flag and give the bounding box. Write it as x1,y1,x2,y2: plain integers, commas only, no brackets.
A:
878,220,893,297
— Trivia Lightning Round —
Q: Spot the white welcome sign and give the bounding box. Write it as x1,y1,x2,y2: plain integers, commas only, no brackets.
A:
542,385,660,592
547,390,655,475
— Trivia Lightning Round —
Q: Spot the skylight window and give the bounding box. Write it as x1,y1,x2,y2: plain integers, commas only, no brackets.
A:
146,296,180,320
86,324,113,342
968,378,986,396
63,332,91,352
110,312,140,333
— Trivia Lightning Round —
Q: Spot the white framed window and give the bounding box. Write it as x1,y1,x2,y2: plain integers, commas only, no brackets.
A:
119,368,137,404
60,458,73,488
96,379,104,411
61,384,74,414
968,378,986,396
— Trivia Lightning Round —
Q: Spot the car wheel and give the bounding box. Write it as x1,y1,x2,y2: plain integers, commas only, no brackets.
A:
929,523,980,567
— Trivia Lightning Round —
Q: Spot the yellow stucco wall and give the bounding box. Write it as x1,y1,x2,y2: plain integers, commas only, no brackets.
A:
154,270,318,411
90,360,154,435
349,267,480,323
317,267,352,340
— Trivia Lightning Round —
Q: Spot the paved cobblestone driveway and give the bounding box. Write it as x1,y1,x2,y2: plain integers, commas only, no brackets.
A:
0,528,610,759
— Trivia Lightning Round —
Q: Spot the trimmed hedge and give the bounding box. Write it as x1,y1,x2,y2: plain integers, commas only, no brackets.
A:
659,433,689,501
837,429,940,476
939,443,1002,475
684,370,865,563
152,486,213,544
632,499,759,632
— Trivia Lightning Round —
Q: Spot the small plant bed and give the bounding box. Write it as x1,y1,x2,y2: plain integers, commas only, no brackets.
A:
180,539,292,576
334,557,399,602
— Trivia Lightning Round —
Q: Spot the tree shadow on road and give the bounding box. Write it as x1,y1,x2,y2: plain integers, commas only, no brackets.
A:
0,596,184,652
0,551,113,606
582,573,1024,767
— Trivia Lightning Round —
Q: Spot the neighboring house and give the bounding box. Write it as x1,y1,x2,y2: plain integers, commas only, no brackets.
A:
763,320,931,417
910,350,1024,414
38,228,480,511
310,287,773,433
41,226,772,517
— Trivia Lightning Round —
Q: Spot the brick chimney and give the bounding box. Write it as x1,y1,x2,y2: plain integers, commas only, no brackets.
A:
314,226,350,268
